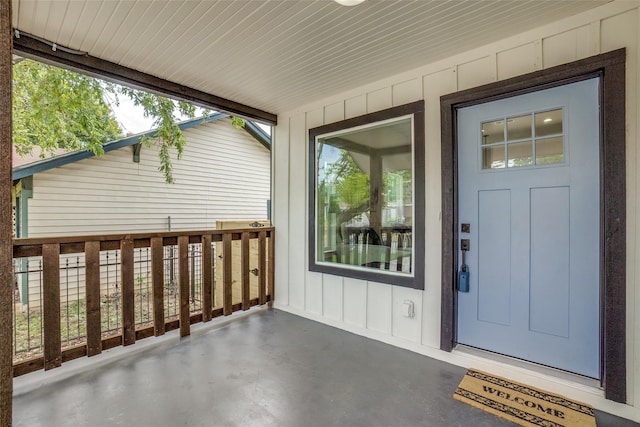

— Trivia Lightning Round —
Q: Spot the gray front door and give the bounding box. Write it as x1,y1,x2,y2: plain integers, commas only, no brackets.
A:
457,78,600,378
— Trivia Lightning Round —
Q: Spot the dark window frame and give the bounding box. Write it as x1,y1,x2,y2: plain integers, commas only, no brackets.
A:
308,101,425,289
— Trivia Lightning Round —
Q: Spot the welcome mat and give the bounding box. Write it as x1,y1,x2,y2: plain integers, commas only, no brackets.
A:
453,369,596,427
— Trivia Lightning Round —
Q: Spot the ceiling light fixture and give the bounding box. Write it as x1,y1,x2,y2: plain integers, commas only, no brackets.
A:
543,118,553,123
334,0,366,6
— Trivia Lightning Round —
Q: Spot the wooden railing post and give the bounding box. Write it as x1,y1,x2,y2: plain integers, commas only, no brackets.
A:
85,241,102,356
223,233,232,316
151,237,165,336
241,232,250,311
178,236,190,337
258,231,267,305
121,239,135,346
268,230,275,307
202,235,212,322
42,243,61,370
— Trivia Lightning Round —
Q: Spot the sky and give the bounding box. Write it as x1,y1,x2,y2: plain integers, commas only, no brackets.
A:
111,94,272,136
111,94,155,135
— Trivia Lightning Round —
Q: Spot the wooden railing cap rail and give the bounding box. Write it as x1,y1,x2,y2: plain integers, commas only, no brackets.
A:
13,226,274,245
13,227,274,258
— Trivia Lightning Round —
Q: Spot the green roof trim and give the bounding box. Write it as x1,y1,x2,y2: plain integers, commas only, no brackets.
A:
243,120,271,150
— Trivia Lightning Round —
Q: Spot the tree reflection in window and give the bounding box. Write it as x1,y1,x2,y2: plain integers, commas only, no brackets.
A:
315,117,413,275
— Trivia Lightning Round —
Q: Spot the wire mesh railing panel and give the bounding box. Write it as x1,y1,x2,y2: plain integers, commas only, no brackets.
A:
164,245,179,320
60,254,87,349
134,247,153,329
100,250,121,338
12,257,44,361
189,244,203,314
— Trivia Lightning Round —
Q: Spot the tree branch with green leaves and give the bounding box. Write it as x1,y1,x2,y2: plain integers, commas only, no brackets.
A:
13,59,121,158
118,88,198,184
13,59,244,184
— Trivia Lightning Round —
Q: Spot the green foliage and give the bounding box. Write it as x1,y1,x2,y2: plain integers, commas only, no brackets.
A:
13,59,122,158
120,88,197,183
12,59,223,184
231,116,245,129
330,151,370,209
383,169,411,203
318,149,372,231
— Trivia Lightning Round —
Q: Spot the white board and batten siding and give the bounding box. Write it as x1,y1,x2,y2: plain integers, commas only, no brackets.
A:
27,118,271,237
272,1,640,420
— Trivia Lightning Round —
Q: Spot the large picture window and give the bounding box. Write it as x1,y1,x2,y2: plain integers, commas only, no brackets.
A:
308,101,424,288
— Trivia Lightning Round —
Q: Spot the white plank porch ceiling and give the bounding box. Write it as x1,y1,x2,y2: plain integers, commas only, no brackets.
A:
12,0,611,118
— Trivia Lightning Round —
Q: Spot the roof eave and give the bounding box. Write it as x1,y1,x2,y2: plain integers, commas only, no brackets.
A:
243,121,271,150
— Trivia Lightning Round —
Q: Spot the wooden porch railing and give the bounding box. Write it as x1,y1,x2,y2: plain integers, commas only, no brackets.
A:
11,227,274,377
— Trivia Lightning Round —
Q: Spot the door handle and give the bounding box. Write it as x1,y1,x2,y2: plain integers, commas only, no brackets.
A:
458,239,470,292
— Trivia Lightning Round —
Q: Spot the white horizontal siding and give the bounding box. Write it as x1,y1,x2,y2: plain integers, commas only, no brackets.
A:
273,2,640,420
27,118,270,237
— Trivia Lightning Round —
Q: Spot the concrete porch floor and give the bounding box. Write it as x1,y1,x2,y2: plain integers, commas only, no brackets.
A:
13,309,639,427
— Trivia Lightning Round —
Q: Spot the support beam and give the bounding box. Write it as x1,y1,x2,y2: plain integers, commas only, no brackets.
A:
13,33,277,125
0,0,12,423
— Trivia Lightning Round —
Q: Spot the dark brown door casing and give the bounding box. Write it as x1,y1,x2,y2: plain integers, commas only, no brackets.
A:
439,49,626,403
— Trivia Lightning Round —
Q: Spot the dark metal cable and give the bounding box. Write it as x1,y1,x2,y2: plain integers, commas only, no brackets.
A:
14,29,87,56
